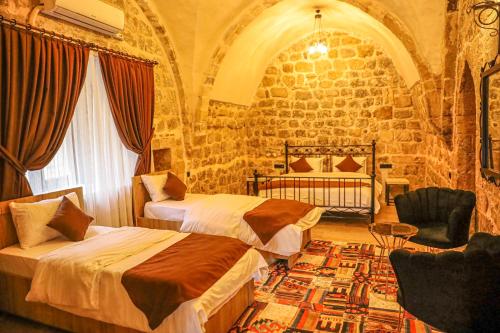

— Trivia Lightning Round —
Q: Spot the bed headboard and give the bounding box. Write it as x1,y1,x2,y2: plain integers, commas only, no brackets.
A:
284,140,377,174
131,171,168,224
0,187,84,250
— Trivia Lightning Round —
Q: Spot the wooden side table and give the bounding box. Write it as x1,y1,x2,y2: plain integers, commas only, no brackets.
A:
385,177,410,205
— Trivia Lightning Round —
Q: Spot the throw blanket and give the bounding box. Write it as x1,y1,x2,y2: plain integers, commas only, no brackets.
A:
121,233,251,330
26,227,178,310
259,179,372,190
243,199,315,245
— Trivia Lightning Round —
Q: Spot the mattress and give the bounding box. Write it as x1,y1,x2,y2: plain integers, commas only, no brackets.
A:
0,225,113,278
0,225,267,333
144,193,210,221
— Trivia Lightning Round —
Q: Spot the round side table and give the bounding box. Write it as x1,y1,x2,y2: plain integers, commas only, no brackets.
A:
368,222,418,301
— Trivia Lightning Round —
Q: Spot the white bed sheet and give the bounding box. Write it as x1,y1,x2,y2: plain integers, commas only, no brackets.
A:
144,193,209,221
181,194,324,256
0,226,267,333
0,226,112,278
258,172,383,213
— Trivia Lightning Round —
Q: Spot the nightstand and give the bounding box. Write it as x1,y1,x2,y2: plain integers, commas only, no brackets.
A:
385,177,410,205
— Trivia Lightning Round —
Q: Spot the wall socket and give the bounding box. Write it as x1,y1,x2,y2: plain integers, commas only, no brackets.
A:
379,163,393,169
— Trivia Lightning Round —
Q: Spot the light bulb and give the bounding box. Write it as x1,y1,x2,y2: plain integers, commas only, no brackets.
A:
308,44,317,54
317,42,328,55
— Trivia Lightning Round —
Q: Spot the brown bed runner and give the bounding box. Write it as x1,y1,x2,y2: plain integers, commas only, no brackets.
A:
121,233,251,330
243,199,315,245
258,179,371,190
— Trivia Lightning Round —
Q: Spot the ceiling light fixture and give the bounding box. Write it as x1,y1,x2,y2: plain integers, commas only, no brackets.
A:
308,9,328,56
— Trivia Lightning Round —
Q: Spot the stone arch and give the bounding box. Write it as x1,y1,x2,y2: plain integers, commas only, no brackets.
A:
454,62,476,191
196,0,433,118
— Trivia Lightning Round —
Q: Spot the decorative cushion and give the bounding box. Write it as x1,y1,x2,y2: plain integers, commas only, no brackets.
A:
290,156,324,172
47,196,94,241
163,172,187,201
289,157,313,172
9,192,80,249
332,155,366,173
141,173,169,202
335,155,363,172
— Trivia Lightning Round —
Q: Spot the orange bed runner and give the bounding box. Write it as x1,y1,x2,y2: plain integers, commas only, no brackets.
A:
121,233,251,329
258,179,371,190
243,199,315,245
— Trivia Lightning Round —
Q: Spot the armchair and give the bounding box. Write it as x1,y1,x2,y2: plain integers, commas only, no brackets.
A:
394,187,476,249
389,232,500,333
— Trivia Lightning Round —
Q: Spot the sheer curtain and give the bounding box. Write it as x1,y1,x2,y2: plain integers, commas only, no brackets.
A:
28,53,136,227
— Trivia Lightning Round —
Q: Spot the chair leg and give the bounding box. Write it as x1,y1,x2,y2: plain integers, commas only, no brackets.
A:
397,305,403,333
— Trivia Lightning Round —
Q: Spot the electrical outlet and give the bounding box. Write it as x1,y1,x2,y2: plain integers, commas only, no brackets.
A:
379,163,393,169
274,163,285,169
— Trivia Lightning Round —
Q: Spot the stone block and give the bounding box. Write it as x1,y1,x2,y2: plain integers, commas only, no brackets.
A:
296,61,313,72
270,87,288,98
375,106,393,119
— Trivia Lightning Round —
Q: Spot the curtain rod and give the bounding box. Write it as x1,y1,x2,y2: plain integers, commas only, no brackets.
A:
0,15,159,66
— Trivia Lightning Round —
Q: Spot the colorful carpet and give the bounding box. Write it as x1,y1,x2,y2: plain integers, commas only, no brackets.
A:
229,240,442,333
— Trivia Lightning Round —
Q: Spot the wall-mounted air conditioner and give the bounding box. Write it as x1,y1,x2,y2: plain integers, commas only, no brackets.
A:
42,0,125,38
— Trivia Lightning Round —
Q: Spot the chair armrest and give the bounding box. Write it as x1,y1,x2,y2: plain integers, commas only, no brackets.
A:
447,206,473,245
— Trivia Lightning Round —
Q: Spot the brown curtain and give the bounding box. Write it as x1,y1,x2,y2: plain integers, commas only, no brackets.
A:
98,53,155,175
0,24,89,201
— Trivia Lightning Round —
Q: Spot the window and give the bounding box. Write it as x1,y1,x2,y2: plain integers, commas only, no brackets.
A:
28,54,136,227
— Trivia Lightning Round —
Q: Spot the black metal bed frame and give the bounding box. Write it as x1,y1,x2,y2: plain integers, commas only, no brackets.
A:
253,141,377,223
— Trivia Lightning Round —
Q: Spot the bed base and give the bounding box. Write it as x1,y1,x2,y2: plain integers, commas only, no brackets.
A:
137,217,312,268
0,270,254,333
257,228,312,267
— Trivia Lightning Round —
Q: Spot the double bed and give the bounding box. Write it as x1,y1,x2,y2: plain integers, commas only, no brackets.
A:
0,187,267,333
132,175,324,266
253,141,382,223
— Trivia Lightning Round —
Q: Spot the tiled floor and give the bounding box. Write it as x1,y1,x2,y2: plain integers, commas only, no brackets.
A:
0,205,406,332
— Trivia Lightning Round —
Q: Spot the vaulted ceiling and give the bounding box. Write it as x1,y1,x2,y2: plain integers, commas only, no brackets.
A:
150,0,446,107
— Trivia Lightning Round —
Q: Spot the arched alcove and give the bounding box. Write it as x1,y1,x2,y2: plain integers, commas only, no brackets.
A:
455,62,476,192
209,0,421,106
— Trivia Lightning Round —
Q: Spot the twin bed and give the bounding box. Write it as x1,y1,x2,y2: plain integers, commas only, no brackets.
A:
132,174,324,266
0,187,267,333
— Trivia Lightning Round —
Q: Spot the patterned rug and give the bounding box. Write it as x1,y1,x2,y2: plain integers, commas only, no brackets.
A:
229,240,441,333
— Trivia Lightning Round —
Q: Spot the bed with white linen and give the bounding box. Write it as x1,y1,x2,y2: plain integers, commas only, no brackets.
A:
253,141,381,223
0,187,267,333
132,175,324,266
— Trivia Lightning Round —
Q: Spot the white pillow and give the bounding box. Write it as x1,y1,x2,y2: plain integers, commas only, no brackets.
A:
290,156,324,172
9,192,80,249
141,174,168,202
332,156,367,173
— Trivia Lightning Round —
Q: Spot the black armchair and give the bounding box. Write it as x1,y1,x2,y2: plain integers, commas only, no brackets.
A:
389,232,500,333
394,187,476,249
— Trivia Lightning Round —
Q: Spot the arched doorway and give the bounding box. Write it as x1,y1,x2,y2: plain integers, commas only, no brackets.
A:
455,63,476,191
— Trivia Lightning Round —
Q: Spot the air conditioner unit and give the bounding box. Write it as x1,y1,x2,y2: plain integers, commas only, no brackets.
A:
42,0,125,38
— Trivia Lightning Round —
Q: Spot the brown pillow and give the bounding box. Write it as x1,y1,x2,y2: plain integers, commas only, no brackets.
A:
289,157,314,172
47,196,94,241
163,172,187,201
335,155,363,172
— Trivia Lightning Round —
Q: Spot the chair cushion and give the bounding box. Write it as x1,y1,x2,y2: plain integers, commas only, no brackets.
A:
410,224,454,249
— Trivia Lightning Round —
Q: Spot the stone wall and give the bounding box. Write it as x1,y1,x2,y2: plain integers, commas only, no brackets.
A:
187,100,250,194
419,0,500,233
0,0,186,175
247,32,426,188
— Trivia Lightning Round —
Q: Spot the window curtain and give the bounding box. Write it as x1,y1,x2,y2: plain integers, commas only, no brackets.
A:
0,23,89,201
98,53,155,175
28,54,136,227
